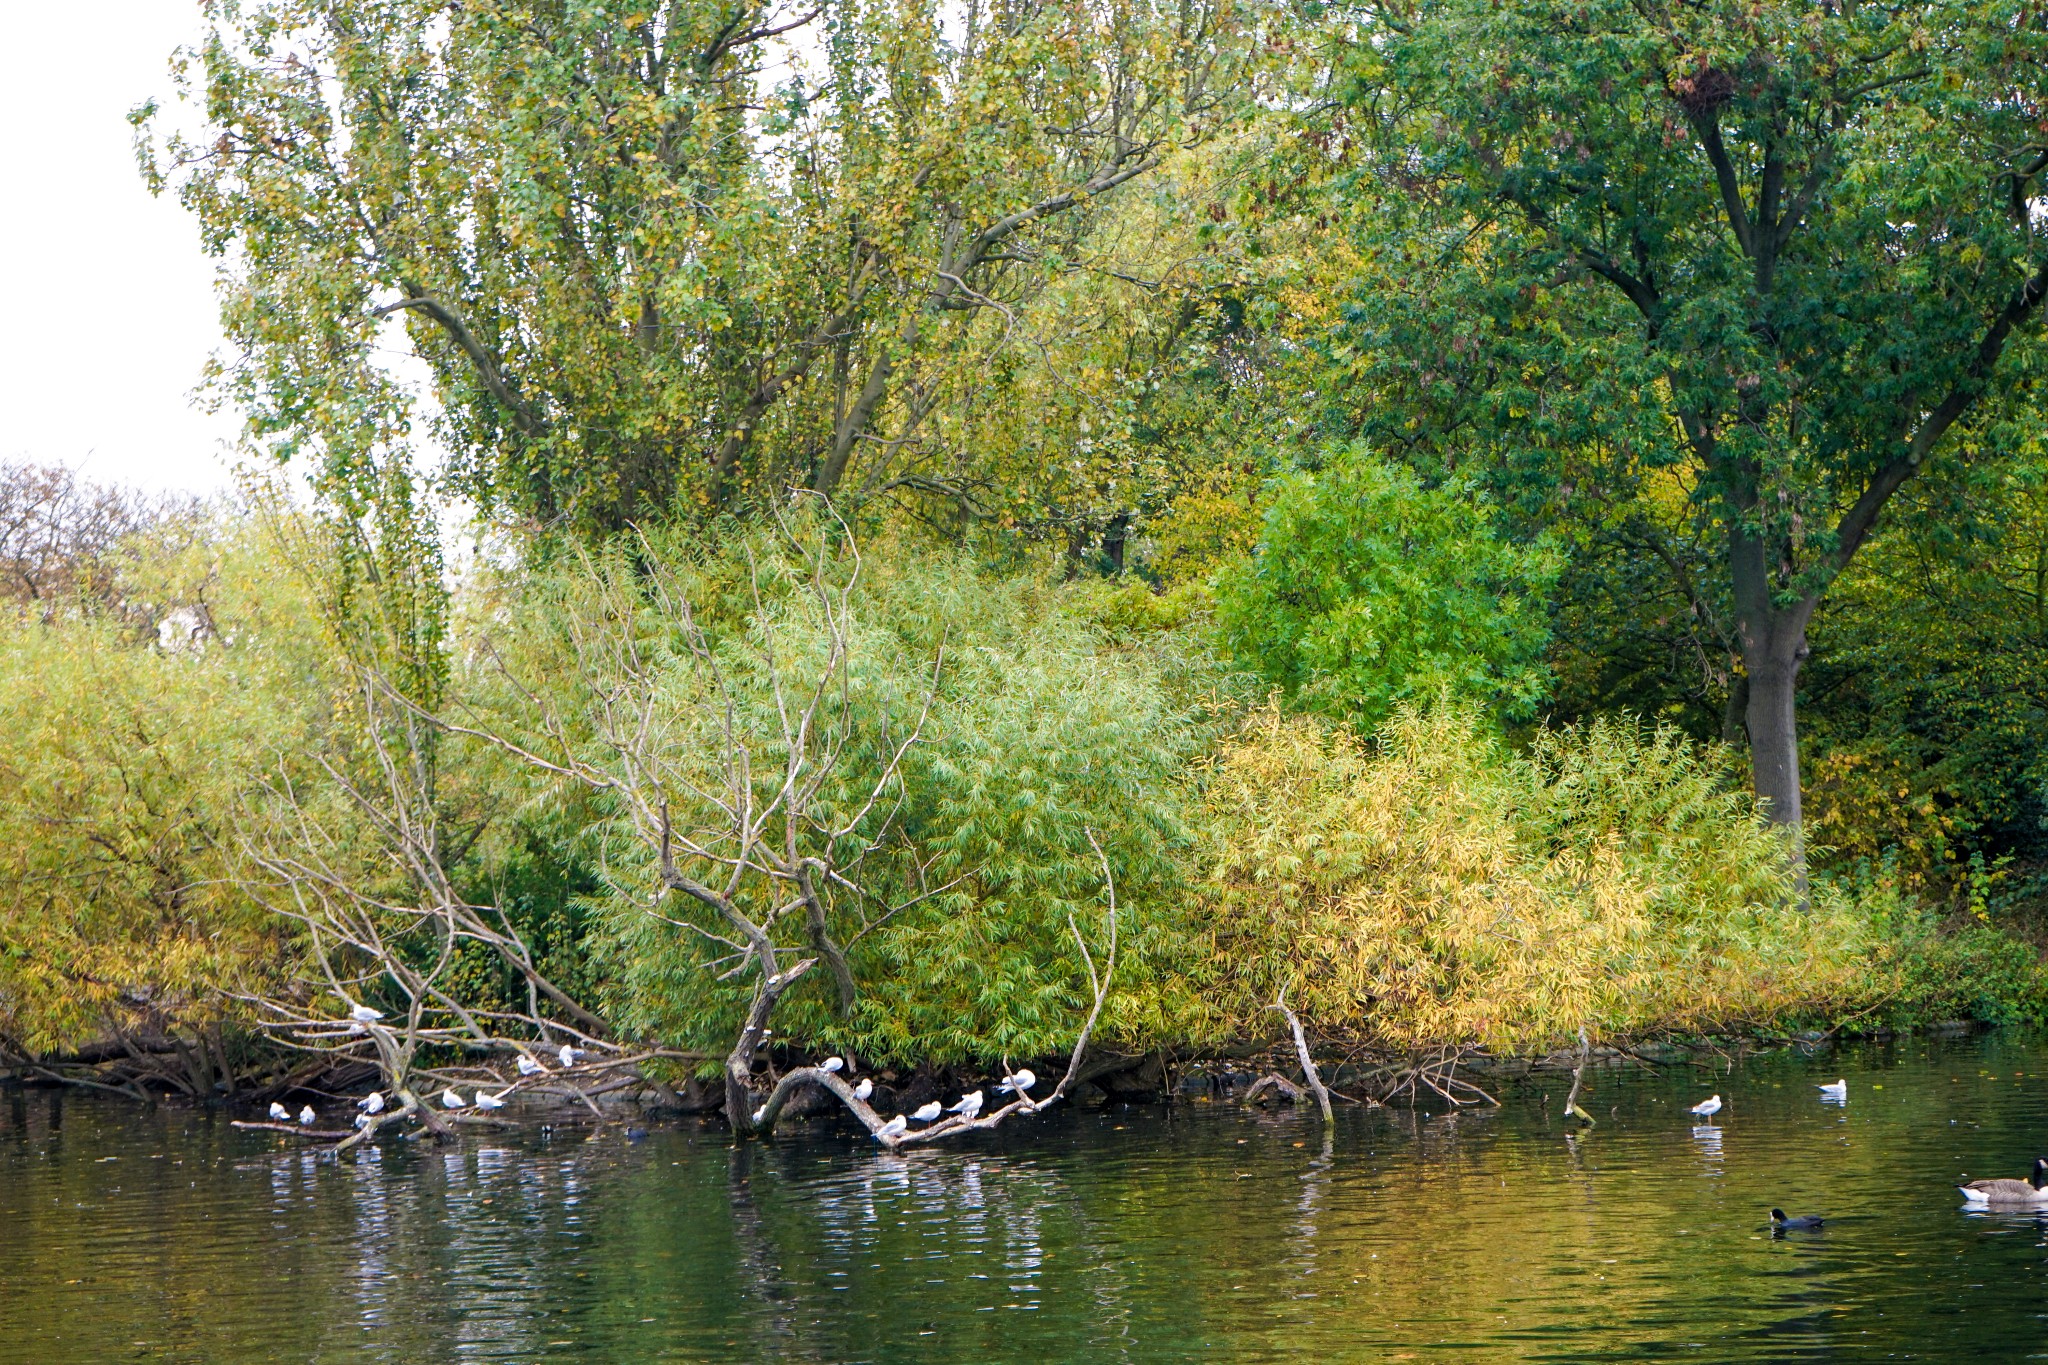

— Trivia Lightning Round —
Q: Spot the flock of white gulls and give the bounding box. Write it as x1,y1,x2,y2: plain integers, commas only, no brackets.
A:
745,1056,1039,1139
1686,1076,2048,1220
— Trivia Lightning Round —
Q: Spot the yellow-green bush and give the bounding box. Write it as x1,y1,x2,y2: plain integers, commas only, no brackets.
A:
1190,704,1881,1051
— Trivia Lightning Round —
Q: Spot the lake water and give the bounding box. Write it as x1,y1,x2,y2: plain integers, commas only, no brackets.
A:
7,1034,2048,1361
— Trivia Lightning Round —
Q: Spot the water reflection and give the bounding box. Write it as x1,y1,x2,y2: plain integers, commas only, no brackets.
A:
12,1036,2048,1360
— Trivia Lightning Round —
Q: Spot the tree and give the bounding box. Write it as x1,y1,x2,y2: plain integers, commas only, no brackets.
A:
1331,0,2048,856
1214,444,1557,730
142,0,1273,533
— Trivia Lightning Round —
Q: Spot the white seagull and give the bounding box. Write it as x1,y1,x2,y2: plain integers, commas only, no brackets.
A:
298,1105,316,1125
996,1069,1037,1096
558,1044,581,1069
441,1089,468,1110
268,1101,291,1121
820,1056,845,1074
353,1113,371,1130
1689,1094,1723,1119
852,1078,874,1101
911,1101,943,1123
1816,1079,1848,1100
346,1021,367,1036
949,1090,985,1121
475,1090,508,1111
517,1054,544,1076
752,1107,768,1125
349,1003,384,1023
357,1091,386,1114
876,1115,909,1140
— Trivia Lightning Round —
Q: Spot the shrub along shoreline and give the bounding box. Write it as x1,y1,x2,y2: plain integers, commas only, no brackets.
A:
1,507,2043,1114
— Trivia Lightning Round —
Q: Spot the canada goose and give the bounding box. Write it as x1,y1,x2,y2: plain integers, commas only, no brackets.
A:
1958,1157,2048,1205
1770,1208,1824,1230
1816,1079,1848,1100
1689,1095,1723,1118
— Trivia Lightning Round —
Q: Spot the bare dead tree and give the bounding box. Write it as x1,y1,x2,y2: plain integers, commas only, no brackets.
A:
443,496,971,1136
0,459,199,620
232,672,698,1151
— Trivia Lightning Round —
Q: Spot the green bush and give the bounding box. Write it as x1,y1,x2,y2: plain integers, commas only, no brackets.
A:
1214,445,1559,729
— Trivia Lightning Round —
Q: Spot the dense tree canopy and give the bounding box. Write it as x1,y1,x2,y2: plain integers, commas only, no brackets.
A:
1328,0,2048,849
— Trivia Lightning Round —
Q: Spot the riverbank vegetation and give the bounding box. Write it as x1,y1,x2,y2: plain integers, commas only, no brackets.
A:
5,0,2048,1128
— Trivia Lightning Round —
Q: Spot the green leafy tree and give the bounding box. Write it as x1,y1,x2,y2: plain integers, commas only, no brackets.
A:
1214,444,1557,728
142,0,1274,533
1331,0,2048,854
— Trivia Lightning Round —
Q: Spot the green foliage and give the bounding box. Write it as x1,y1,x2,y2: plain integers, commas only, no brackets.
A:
1214,446,1557,729
468,528,1200,1065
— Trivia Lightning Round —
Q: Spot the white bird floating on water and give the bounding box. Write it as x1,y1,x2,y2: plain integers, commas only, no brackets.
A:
1690,1094,1723,1119
876,1115,909,1140
949,1091,985,1121
268,1102,291,1121
475,1090,508,1110
349,1003,384,1023
441,1089,468,1110
517,1054,544,1076
298,1105,316,1125
852,1078,873,1101
820,1056,845,1074
358,1091,386,1114
911,1101,943,1123
1816,1079,1848,1100
996,1069,1036,1096
558,1044,582,1069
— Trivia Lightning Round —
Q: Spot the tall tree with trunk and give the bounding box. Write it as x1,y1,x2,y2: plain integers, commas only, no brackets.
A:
1329,0,2048,860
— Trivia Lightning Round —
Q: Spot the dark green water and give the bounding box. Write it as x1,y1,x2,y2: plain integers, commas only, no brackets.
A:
8,1035,2048,1362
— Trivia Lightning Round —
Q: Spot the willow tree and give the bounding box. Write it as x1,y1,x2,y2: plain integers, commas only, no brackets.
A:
1334,0,2048,850
140,0,1275,533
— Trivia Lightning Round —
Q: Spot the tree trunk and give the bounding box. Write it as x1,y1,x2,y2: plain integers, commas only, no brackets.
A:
1744,653,1802,830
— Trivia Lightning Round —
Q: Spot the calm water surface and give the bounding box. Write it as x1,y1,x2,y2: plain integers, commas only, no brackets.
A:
8,1034,2048,1362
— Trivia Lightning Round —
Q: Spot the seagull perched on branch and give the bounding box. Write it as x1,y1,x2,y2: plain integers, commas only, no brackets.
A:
349,1004,384,1024
558,1044,582,1069
876,1115,909,1140
298,1106,316,1126
911,1102,942,1123
1689,1095,1723,1119
441,1089,468,1110
949,1091,984,1121
268,1102,291,1121
475,1090,507,1111
358,1092,386,1114
853,1078,873,1101
820,1056,844,1074
354,1114,371,1130
996,1069,1036,1096
517,1054,544,1076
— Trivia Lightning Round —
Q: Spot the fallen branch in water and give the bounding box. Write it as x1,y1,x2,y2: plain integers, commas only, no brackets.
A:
231,1119,357,1139
1563,1026,1596,1127
1270,991,1333,1123
753,829,1121,1148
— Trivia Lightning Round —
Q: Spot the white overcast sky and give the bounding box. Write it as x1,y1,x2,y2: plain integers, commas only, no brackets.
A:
0,1,238,495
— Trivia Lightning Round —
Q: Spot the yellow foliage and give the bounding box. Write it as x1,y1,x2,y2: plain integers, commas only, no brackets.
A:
1191,705,1877,1050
